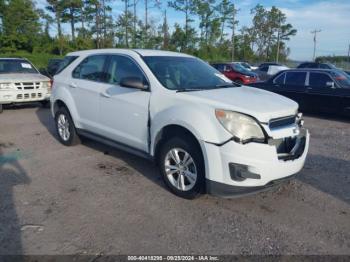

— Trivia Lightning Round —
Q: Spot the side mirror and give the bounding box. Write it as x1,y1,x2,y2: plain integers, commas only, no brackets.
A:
326,81,336,89
120,77,149,90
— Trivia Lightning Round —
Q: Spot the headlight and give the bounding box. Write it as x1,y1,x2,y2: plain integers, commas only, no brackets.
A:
0,83,12,90
42,81,52,89
215,110,266,143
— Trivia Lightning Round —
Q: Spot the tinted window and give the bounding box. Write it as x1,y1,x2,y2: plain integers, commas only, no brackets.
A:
0,59,38,74
56,56,78,74
330,70,350,88
72,55,107,82
309,73,333,87
285,72,306,86
273,73,285,84
106,55,147,85
259,66,268,72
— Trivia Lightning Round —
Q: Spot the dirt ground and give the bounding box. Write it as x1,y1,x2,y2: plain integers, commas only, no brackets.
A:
0,104,349,255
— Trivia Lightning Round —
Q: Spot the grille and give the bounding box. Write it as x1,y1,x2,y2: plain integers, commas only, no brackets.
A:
15,82,41,90
269,115,296,129
16,93,42,100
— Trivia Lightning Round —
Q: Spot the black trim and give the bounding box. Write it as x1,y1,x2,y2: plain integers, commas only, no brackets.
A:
206,174,296,198
77,129,153,161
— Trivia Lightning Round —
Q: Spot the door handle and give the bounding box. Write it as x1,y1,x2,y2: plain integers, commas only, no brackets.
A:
69,83,77,88
100,91,111,98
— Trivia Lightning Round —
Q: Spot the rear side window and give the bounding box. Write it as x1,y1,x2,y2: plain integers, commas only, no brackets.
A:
105,55,147,85
72,55,107,82
285,72,306,86
273,73,285,84
56,56,78,74
309,73,333,87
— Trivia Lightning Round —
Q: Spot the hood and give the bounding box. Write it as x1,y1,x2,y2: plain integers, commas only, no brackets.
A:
178,86,298,123
0,73,50,82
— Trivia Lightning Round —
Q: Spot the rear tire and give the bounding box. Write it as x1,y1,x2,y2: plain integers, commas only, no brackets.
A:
55,107,81,146
159,136,205,199
234,79,243,85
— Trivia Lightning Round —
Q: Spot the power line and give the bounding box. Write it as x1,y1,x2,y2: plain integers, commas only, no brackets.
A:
311,29,322,61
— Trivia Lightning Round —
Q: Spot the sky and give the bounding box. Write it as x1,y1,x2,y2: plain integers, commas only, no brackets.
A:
36,0,350,61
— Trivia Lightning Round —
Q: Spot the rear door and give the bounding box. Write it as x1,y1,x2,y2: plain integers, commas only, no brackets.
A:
274,71,308,110
70,55,108,132
307,72,343,113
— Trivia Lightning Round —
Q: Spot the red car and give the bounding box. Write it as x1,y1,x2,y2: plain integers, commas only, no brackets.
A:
211,62,259,84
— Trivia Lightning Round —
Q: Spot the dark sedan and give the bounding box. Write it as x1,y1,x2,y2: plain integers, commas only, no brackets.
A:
248,69,350,116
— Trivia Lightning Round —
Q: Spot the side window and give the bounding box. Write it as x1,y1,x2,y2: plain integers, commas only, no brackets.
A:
56,56,78,74
309,73,333,87
216,64,225,72
106,55,147,85
260,66,268,72
273,73,286,85
285,72,307,86
72,55,107,82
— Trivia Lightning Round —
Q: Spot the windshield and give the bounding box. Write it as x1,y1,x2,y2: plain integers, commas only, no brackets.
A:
143,56,234,91
0,59,38,74
232,63,252,75
331,70,350,88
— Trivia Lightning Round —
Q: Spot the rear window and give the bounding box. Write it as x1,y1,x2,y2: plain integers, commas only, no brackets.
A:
56,56,78,74
285,72,306,86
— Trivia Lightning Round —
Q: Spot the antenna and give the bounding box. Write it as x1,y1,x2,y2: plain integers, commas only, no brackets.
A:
311,29,322,61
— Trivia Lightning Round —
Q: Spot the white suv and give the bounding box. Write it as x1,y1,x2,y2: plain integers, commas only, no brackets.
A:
0,58,52,113
51,49,309,199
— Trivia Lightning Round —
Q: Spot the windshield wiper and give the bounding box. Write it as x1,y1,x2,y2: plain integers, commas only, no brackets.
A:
176,88,208,93
215,83,240,88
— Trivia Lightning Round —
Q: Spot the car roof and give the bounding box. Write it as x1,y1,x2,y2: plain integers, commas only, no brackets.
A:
277,68,338,74
66,49,193,58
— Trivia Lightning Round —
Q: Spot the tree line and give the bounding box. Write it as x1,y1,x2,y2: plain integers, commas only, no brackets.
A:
0,0,297,62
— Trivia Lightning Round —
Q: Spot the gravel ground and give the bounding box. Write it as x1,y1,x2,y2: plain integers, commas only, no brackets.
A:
0,104,349,255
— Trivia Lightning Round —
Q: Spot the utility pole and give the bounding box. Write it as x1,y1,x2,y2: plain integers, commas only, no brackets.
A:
311,29,322,61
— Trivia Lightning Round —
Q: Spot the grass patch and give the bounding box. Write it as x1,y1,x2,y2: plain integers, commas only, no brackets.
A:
0,51,62,69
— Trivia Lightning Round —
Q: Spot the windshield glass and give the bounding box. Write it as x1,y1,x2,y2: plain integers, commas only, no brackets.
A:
331,70,350,88
0,59,38,74
232,63,252,75
143,56,234,91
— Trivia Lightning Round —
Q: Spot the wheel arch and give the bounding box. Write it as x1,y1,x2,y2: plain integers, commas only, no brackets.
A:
153,124,205,167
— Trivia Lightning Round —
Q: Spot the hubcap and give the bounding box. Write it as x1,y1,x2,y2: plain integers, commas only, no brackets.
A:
164,148,197,191
57,114,70,141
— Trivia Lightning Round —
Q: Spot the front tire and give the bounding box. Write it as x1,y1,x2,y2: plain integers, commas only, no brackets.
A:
159,137,205,199
55,107,81,146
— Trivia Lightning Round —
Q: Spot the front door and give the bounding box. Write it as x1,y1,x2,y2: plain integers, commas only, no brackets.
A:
306,72,343,114
98,55,151,152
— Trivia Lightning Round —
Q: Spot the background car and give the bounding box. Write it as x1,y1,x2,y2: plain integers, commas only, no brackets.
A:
0,58,51,113
234,62,258,71
254,63,289,81
211,62,258,84
249,68,350,116
297,62,350,76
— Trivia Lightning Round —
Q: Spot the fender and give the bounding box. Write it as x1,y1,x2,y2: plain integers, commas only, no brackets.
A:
51,83,82,129
150,104,232,156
